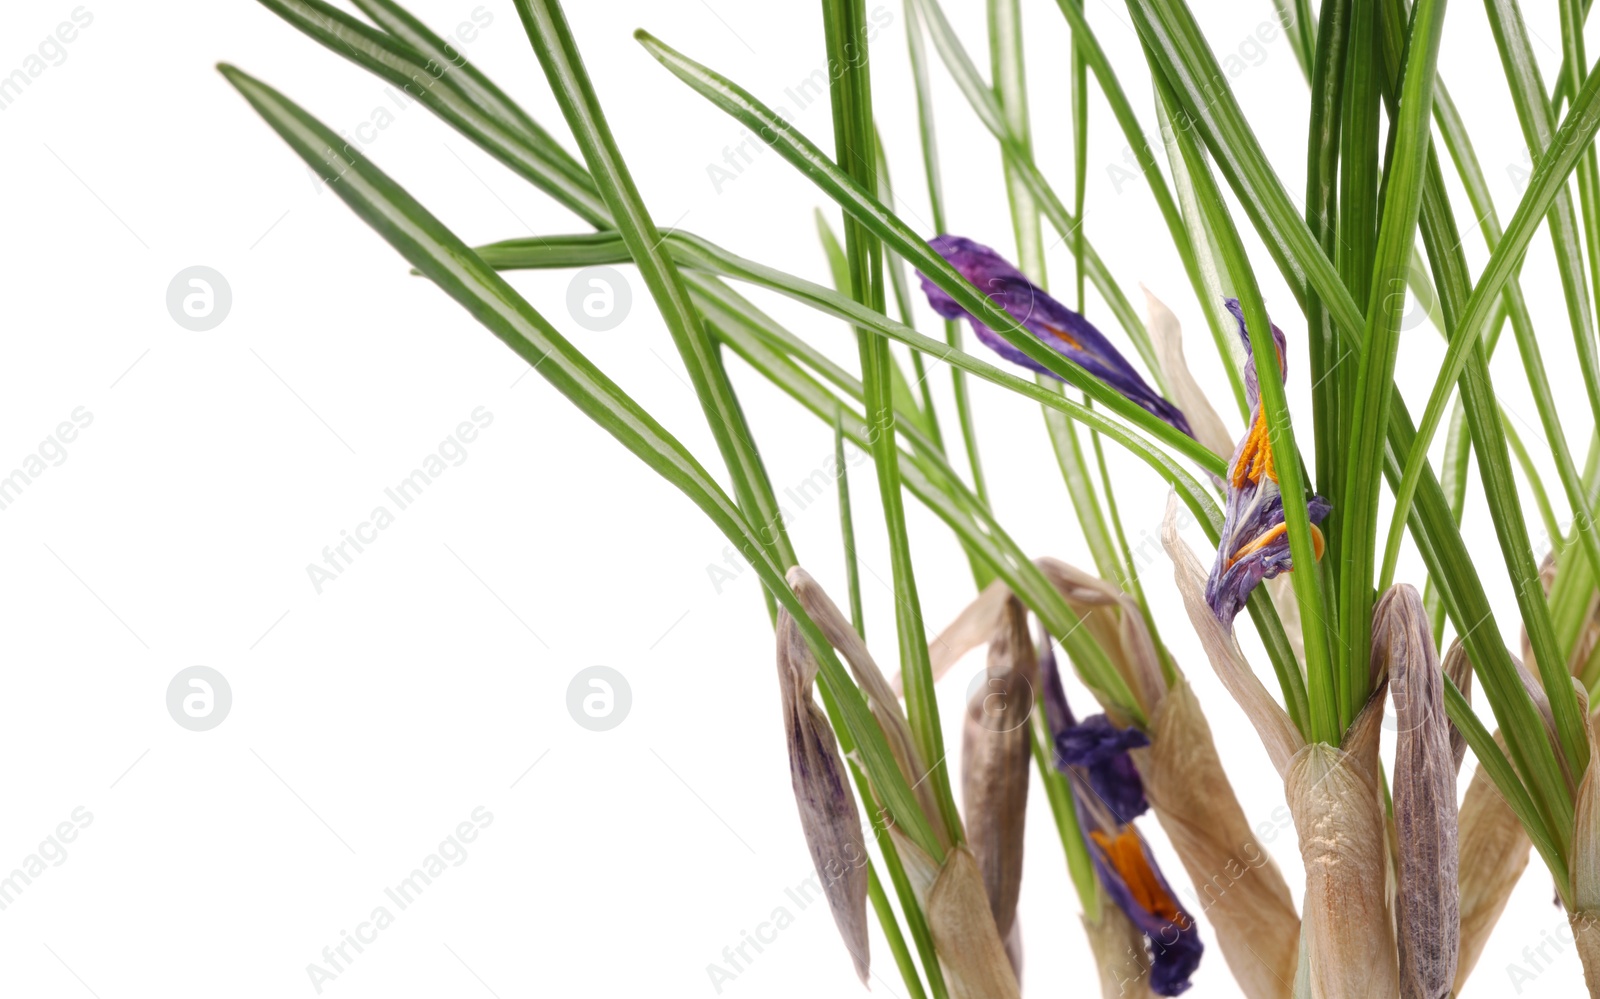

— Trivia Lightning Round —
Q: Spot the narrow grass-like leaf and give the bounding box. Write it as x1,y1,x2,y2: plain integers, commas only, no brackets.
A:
1368,14,1587,840
876,138,949,456
349,0,587,178
1148,59,1339,744
477,231,1228,482
511,0,800,628
1502,409,1563,549
987,0,1122,587
1553,0,1598,111
633,31,1218,474
1150,80,1248,423
1382,60,1600,565
215,61,949,859
1484,0,1600,447
908,0,1155,369
835,416,865,636
1303,0,1349,566
1379,0,1593,799
1131,0,1578,834
252,0,610,225
1334,0,1445,732
817,211,931,443
688,284,1151,720
819,0,963,851
1048,0,1245,407
632,18,1294,737
1445,675,1570,903
902,0,988,507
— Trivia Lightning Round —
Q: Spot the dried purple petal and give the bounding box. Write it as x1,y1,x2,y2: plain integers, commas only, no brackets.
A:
918,235,1193,438
1077,812,1204,996
1040,631,1202,995
1058,715,1151,824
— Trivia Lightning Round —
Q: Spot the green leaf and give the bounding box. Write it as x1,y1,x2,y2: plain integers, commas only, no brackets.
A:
349,0,587,177
477,231,1228,491
693,283,1153,721
1132,0,1588,831
987,0,1123,589
633,30,1220,475
834,416,865,636
819,0,964,851
511,0,799,631
816,210,932,442
216,58,949,860
1146,59,1338,746
1303,0,1350,563
1048,0,1247,415
1334,0,1445,731
252,0,610,226
1443,675,1569,905
907,0,1156,372
1367,0,1585,844
902,0,989,507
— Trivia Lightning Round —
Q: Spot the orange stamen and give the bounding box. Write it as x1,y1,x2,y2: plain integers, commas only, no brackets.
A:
1230,408,1278,488
1225,523,1326,571
1090,828,1187,926
1040,322,1083,351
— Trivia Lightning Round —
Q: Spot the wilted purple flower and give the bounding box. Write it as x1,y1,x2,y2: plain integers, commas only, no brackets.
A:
1038,632,1203,995
918,235,1194,438
1204,300,1330,625
1084,817,1206,995
1058,714,1150,824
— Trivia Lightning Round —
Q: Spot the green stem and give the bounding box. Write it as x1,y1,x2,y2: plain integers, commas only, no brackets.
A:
820,0,962,850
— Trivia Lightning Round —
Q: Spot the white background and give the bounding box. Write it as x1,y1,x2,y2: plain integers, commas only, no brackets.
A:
0,0,1591,996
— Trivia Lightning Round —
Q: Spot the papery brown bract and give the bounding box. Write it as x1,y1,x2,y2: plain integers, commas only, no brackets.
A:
1568,696,1600,996
1377,585,1459,999
1034,557,1168,720
1452,732,1531,993
923,540,1300,996
889,829,1022,999
1442,640,1473,773
788,565,950,849
1162,495,1304,774
1286,690,1398,999
961,595,1036,976
1082,889,1160,999
774,610,870,983
1142,286,1235,460
1133,679,1298,999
